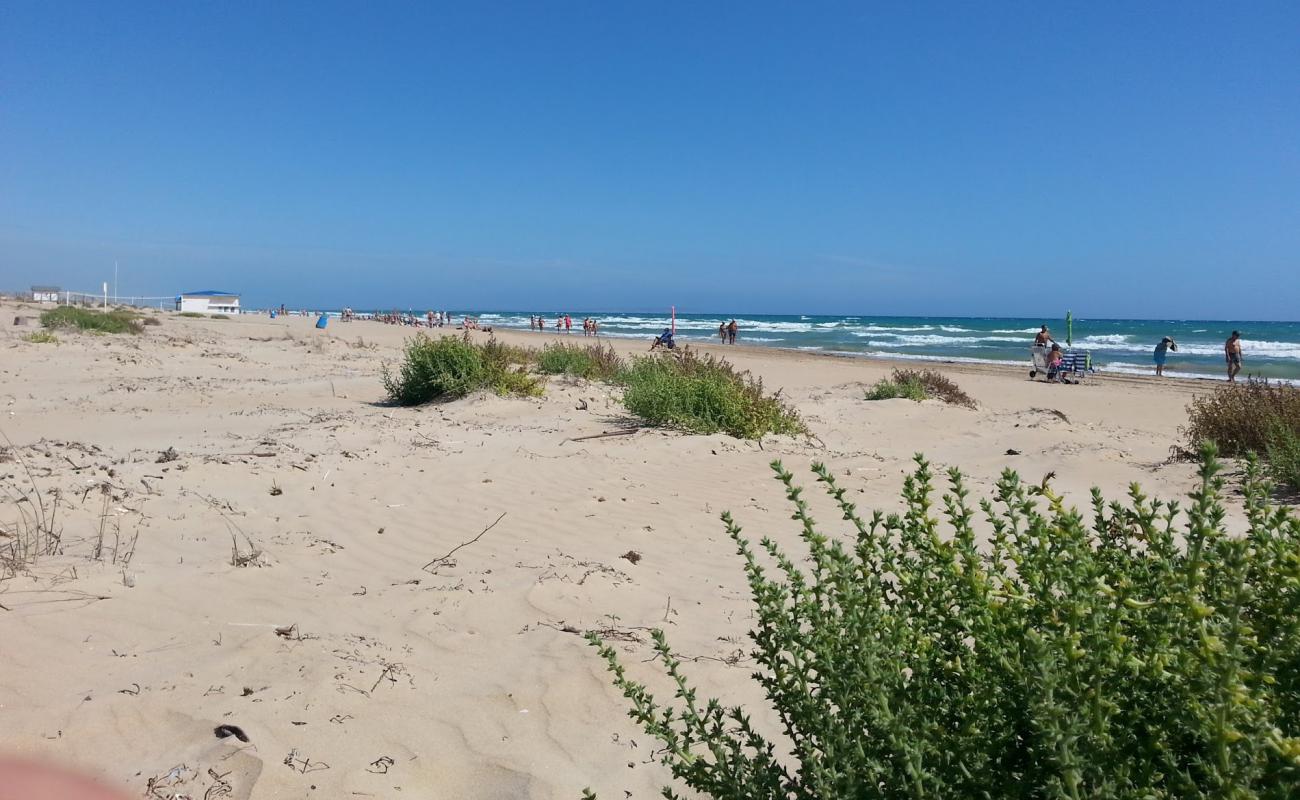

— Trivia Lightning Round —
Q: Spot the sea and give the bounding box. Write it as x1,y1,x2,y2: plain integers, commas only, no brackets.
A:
339,311,1300,383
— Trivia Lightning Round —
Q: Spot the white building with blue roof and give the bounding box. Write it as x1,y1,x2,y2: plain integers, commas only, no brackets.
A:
176,290,240,315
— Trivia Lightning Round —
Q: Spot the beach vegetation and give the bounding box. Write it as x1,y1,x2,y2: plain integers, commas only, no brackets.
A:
40,306,142,334
1183,378,1300,490
23,331,60,344
0,434,64,580
1264,422,1300,493
382,333,541,404
587,444,1300,799
177,311,206,318
142,316,162,326
865,368,977,408
536,342,625,381
211,314,230,320
620,349,804,439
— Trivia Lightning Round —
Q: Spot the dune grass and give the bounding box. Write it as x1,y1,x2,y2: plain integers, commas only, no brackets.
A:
620,349,804,439
536,342,625,381
382,333,541,404
23,331,60,344
40,306,142,334
866,368,977,408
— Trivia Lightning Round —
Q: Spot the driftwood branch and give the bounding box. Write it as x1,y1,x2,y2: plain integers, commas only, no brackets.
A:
421,512,507,572
566,428,639,443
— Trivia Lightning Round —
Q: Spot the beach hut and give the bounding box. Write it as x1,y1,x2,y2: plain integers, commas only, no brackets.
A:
176,290,241,315
30,285,61,303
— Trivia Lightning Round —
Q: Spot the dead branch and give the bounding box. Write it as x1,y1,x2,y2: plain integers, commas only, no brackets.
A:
421,511,507,572
565,428,640,443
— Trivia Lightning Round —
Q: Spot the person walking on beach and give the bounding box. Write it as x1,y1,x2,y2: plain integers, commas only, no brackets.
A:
1153,336,1177,377
727,319,738,345
1225,331,1243,382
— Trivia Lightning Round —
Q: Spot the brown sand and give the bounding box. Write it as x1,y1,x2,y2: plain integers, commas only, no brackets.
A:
0,303,1232,798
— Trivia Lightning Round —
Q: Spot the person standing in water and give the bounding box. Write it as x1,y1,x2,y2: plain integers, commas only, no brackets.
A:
1153,336,1177,377
727,319,738,344
1225,331,1243,382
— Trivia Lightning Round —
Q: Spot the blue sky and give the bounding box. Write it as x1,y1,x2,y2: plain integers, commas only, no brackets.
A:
2,2,1297,317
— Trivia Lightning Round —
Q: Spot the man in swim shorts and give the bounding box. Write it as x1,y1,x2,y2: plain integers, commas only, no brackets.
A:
1225,331,1243,382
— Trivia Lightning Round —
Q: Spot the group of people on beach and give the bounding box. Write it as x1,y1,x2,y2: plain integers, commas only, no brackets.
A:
528,315,600,336
1155,330,1244,381
1034,323,1247,382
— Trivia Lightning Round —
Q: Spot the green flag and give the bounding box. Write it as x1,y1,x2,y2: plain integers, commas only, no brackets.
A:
1066,311,1073,348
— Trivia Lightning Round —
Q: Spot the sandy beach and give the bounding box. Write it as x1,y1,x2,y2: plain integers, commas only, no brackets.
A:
0,304,1243,798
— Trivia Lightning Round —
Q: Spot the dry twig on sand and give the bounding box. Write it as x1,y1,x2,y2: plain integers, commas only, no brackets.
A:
421,511,507,572
565,428,639,443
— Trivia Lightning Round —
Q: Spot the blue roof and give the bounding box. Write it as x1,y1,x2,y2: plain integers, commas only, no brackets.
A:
180,290,240,296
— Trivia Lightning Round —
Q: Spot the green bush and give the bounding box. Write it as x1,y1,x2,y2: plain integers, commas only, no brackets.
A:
40,306,141,334
865,373,927,402
588,445,1300,799
1183,379,1300,491
537,342,624,381
381,333,540,404
1265,422,1300,492
866,368,976,407
177,311,207,318
621,350,804,439
23,331,59,344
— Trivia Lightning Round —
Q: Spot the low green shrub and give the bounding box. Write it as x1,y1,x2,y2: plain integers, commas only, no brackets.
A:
588,445,1300,799
537,342,624,381
177,311,207,318
211,314,230,320
621,349,804,439
381,333,540,404
1183,378,1300,456
1264,422,1300,492
23,331,60,344
865,373,927,402
1183,379,1300,490
479,337,535,371
489,367,544,398
40,306,142,334
866,368,976,407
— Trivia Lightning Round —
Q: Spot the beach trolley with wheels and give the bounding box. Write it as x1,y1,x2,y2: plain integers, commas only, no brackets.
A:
1030,344,1051,379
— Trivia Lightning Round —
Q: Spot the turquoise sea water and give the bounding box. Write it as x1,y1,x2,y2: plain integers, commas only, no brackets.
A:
350,311,1300,382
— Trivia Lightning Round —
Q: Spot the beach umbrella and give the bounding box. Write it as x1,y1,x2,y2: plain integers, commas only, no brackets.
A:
1066,310,1073,348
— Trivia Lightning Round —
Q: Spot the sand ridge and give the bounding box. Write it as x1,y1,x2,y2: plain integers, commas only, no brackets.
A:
1,305,1229,798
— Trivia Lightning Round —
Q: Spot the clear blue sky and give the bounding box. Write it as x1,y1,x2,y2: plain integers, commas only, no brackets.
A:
2,2,1297,318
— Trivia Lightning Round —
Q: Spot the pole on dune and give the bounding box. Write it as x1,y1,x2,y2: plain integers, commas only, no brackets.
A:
671,306,676,335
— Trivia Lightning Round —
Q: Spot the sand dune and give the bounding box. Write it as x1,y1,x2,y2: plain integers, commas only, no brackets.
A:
1,304,1238,798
